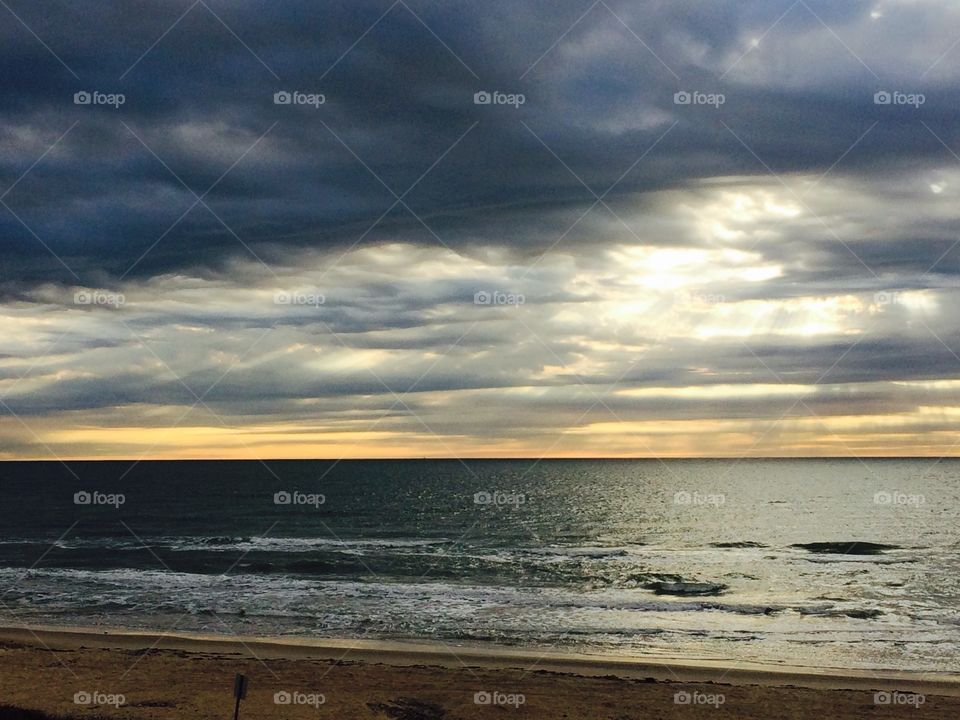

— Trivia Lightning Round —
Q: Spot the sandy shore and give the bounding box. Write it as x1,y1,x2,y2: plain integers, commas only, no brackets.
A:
0,625,954,718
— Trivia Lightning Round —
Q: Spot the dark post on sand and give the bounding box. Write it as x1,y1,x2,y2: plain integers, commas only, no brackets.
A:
232,673,248,720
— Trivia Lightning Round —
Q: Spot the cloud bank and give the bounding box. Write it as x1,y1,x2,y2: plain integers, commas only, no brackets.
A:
3,0,960,458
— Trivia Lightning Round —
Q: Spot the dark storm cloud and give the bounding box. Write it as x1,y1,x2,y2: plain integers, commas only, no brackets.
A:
3,0,960,283
6,1,960,457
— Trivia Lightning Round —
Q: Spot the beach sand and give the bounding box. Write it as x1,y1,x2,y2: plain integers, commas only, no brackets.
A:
0,626,954,718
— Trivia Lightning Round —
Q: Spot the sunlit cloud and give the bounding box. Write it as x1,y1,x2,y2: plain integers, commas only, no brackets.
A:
4,1,960,457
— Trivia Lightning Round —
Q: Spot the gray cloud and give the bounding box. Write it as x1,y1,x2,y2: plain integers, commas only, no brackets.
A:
4,1,960,456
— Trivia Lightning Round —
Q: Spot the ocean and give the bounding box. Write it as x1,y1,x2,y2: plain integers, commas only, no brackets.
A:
0,459,957,674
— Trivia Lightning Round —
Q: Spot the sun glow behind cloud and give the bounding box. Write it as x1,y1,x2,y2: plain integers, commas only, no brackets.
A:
2,170,958,459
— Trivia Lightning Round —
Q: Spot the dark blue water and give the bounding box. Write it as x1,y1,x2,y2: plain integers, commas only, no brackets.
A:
1,459,958,673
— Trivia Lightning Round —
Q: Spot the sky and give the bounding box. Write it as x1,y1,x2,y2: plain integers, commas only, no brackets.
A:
2,0,960,459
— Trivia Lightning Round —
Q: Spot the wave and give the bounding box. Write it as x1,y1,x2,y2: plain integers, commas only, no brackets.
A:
802,555,916,565
168,536,454,554
0,567,792,619
521,547,631,559
39,536,454,554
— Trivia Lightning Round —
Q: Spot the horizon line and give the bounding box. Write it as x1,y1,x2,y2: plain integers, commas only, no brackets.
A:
0,455,955,462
